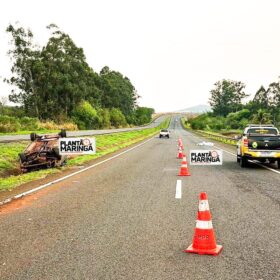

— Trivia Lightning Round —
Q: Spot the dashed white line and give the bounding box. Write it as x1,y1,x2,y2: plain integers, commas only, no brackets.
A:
175,180,182,199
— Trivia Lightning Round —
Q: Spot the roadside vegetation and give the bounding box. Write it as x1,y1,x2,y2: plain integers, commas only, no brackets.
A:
185,78,280,132
0,117,170,192
183,78,280,146
0,23,155,133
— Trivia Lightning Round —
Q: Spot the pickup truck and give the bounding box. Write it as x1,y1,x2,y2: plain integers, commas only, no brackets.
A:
236,124,280,167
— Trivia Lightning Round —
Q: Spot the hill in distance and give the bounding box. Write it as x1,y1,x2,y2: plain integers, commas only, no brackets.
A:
176,104,211,113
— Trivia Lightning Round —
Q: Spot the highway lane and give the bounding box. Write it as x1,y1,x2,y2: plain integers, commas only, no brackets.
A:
0,116,279,280
0,115,167,143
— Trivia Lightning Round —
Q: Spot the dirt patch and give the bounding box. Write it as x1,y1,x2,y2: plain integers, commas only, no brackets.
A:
0,167,22,178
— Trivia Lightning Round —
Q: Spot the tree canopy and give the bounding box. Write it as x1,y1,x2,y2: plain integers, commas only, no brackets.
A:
4,23,153,128
209,79,248,117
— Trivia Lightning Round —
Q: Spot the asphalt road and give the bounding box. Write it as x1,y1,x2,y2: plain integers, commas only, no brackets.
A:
0,116,279,280
0,115,167,143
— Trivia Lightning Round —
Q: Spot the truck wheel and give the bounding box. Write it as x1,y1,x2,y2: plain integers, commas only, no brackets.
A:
30,133,37,141
240,156,248,168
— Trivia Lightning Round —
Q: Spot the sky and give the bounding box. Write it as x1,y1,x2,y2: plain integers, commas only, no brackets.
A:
1,0,280,112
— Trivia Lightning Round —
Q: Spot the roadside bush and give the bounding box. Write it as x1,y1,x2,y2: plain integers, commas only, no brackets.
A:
0,115,20,132
59,122,78,131
39,121,78,131
110,108,127,127
39,121,58,130
19,117,40,130
97,108,111,128
72,101,99,130
189,113,226,131
226,109,250,129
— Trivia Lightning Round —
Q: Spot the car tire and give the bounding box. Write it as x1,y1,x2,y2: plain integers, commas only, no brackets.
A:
240,156,248,168
277,160,280,169
60,156,67,166
167,135,169,138
19,153,27,162
53,147,62,160
59,129,67,138
237,156,240,163
30,132,37,141
159,135,162,138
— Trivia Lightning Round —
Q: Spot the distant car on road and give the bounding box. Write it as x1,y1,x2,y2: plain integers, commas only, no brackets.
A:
159,129,170,138
19,130,67,172
236,124,280,167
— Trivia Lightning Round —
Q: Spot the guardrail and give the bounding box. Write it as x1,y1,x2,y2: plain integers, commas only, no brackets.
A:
196,130,237,146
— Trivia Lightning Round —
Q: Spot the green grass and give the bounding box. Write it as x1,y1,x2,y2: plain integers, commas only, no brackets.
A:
0,142,27,176
0,117,170,192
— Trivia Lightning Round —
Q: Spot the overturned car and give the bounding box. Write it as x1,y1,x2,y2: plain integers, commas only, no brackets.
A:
19,130,67,172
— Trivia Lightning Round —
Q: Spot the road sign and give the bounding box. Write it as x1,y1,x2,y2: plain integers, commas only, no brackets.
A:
190,150,223,165
59,137,96,155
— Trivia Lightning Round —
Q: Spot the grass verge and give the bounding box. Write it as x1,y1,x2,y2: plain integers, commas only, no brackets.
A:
0,117,170,192
181,117,237,146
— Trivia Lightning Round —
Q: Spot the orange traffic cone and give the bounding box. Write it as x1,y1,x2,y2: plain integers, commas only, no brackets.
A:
178,161,191,176
177,147,183,159
184,192,222,255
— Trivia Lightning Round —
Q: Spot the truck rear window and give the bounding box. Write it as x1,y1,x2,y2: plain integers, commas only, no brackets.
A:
247,128,278,135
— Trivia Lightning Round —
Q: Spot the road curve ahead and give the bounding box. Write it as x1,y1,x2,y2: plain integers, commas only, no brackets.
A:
0,116,279,280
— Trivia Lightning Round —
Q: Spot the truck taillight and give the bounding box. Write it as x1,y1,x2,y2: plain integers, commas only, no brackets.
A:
243,139,248,147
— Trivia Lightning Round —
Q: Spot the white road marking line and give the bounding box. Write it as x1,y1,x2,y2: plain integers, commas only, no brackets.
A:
0,136,155,206
249,161,280,174
213,145,235,156
175,180,182,199
186,130,280,176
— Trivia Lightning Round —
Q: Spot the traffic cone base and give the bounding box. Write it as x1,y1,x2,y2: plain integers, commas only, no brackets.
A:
178,164,191,176
183,192,222,256
184,244,223,256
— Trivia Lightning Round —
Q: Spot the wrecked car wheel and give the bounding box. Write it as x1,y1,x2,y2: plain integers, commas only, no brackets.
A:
19,153,27,162
30,132,38,141
52,147,62,160
59,129,67,138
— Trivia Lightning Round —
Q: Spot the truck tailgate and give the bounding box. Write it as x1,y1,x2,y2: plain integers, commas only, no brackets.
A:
248,135,280,150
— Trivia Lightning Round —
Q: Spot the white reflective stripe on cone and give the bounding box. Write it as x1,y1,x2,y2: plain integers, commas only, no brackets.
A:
196,220,213,229
199,200,210,211
181,164,188,168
